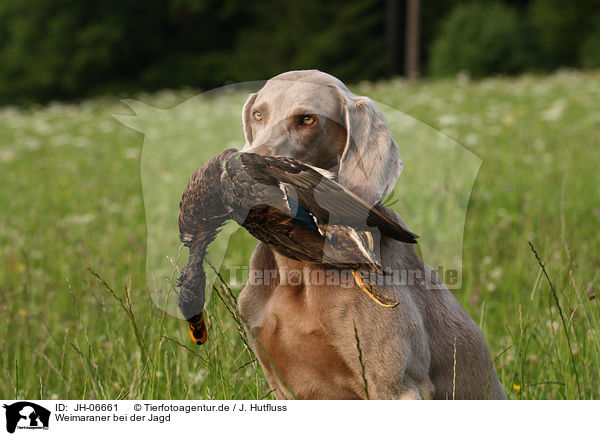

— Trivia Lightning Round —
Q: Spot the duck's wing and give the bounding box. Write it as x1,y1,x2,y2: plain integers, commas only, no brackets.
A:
322,226,382,273
221,153,292,221
238,203,383,272
221,155,383,271
242,205,327,263
239,153,418,244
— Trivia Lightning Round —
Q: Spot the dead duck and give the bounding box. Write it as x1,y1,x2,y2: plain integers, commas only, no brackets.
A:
178,148,418,344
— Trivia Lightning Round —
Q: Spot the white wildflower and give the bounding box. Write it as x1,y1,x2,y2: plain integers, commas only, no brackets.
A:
124,148,140,160
490,266,503,281
61,213,96,226
438,114,458,126
465,133,479,146
0,149,16,163
541,99,566,121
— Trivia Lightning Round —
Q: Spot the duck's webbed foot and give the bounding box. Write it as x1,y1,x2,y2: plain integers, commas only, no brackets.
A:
351,271,399,308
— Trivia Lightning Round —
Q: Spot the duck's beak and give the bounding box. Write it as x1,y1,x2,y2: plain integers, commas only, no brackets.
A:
188,313,208,345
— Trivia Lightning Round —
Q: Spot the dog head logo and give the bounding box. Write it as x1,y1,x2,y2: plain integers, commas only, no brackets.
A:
3,402,50,433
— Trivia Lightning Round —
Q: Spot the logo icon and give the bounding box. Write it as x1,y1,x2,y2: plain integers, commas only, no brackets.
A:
3,402,50,434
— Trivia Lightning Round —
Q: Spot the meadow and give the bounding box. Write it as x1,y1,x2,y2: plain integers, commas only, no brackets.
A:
0,70,599,400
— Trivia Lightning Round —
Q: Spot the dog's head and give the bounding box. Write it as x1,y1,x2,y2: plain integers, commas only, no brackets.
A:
241,70,402,204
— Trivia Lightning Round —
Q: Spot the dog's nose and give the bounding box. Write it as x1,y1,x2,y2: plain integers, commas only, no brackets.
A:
244,143,272,155
245,143,291,158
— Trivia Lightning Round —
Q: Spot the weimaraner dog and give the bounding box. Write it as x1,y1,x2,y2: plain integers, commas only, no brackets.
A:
237,70,506,399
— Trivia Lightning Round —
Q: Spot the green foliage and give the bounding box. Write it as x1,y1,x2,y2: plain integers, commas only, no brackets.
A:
0,0,248,104
0,0,163,102
1,0,600,102
529,0,600,69
579,13,600,68
428,2,533,78
230,0,387,84
0,0,388,104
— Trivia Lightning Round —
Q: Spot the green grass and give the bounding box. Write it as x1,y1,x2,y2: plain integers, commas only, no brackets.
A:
1,71,599,400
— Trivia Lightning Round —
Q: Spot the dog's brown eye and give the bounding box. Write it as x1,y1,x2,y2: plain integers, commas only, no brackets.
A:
300,115,316,126
253,111,262,121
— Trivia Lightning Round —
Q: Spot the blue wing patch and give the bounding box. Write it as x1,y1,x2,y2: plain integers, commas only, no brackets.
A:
287,195,319,230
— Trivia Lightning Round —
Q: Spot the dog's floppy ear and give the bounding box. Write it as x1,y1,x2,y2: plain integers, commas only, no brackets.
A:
242,92,258,147
337,95,403,205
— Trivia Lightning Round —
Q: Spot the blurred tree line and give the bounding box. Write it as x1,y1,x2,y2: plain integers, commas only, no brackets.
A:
0,0,599,103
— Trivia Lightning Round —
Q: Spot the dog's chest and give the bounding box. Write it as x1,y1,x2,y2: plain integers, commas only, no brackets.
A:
238,256,366,399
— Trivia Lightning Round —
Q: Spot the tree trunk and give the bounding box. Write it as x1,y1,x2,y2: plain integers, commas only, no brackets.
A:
405,0,420,80
386,0,399,75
